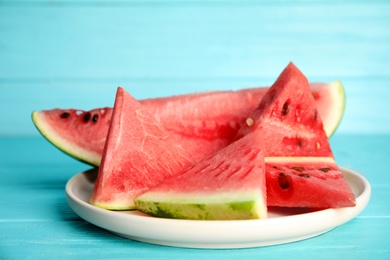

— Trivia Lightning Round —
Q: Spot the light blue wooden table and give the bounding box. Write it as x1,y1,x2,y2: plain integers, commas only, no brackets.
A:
1,0,389,259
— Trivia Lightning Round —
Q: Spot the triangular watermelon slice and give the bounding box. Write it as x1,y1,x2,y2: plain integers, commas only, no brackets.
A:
236,62,355,208
32,107,111,166
135,63,354,218
265,157,356,208
31,81,345,166
236,62,333,157
90,87,195,210
135,132,267,220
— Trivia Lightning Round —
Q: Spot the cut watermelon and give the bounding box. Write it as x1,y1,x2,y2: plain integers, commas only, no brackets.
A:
265,157,356,208
310,81,345,138
135,63,353,219
235,62,355,208
90,87,195,210
135,131,267,220
32,81,345,166
236,62,333,157
32,108,111,166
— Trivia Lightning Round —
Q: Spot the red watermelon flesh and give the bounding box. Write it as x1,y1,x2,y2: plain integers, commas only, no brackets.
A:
236,62,333,157
235,62,355,208
31,107,111,166
90,87,195,210
265,157,356,208
135,131,267,220
32,81,344,166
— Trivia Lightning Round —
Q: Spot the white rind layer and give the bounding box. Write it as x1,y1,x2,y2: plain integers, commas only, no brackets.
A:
135,190,267,220
323,80,346,137
32,111,101,166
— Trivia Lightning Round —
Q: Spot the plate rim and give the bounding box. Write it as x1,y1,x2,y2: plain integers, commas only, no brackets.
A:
65,167,371,249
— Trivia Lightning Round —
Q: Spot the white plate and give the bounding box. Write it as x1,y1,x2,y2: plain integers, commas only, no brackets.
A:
66,167,370,249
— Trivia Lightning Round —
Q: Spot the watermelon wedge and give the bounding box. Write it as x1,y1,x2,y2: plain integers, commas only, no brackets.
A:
235,62,355,208
135,131,267,220
32,108,111,166
90,87,195,210
265,157,356,208
134,63,353,219
236,62,333,157
31,81,345,166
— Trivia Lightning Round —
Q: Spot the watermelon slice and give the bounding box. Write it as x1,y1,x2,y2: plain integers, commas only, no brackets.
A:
31,81,345,166
135,132,267,220
90,87,195,210
265,157,356,208
236,62,333,157
235,62,355,208
134,63,353,219
32,108,111,166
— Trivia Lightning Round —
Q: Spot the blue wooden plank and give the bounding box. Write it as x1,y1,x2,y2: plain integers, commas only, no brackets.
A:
1,135,389,259
1,1,389,258
1,1,389,135
1,2,389,80
1,218,389,259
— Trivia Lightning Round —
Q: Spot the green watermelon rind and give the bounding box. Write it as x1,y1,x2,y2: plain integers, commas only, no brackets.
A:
91,199,136,211
135,191,266,220
31,111,101,166
323,80,346,137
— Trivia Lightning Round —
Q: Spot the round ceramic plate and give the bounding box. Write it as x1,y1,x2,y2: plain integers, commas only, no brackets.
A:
65,167,370,249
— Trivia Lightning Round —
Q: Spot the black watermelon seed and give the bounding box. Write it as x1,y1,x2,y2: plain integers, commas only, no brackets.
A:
60,112,70,119
282,102,290,116
313,110,318,121
296,138,303,148
319,167,331,172
278,173,290,190
92,114,99,122
83,113,91,122
291,166,305,172
299,173,310,178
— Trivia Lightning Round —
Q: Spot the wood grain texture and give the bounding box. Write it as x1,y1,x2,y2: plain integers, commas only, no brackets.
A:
1,1,389,258
0,1,389,135
0,135,389,258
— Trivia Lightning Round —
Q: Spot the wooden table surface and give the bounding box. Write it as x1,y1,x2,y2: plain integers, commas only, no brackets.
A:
1,0,389,259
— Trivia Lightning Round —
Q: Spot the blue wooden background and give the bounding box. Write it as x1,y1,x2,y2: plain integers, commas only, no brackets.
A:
1,1,390,258
1,0,389,136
